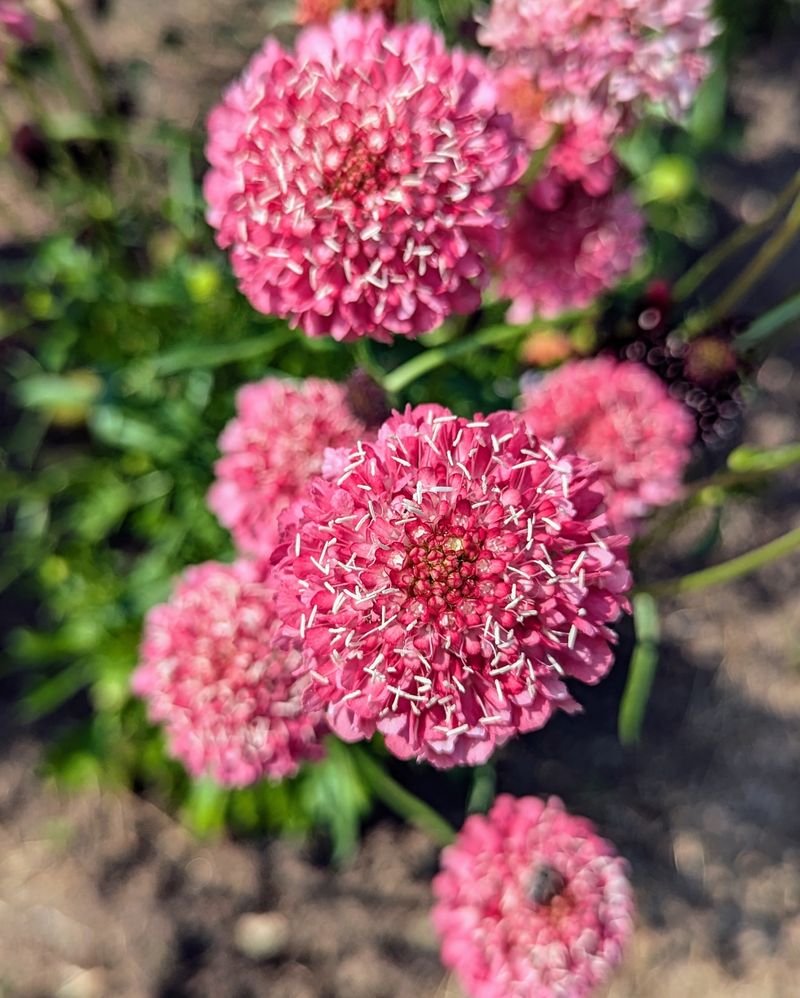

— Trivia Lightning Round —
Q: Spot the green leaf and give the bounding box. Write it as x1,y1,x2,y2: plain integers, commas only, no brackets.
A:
727,442,800,475
688,65,728,148
14,371,103,411
300,739,373,862
145,327,295,377
88,406,184,460
182,778,229,837
734,291,800,351
618,593,661,746
21,660,91,721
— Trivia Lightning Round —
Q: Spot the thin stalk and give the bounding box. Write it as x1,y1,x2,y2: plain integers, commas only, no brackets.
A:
383,309,591,395
52,0,115,115
634,449,800,557
351,338,387,386
353,747,457,847
674,169,800,302
693,189,800,332
466,763,496,815
639,523,800,599
512,125,564,201
617,593,660,746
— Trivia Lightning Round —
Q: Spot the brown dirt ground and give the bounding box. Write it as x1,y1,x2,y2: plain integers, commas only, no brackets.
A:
2,3,800,997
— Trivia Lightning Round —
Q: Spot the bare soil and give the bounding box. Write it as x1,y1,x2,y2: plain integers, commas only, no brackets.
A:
2,3,800,997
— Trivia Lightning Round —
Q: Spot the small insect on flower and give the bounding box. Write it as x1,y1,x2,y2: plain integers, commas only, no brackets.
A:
433,795,635,998
204,14,526,342
272,405,631,768
528,862,567,905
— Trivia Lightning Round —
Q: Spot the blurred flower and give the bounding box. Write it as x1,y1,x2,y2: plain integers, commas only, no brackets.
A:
12,123,53,183
296,0,395,25
295,0,341,23
204,14,525,342
132,560,327,787
433,795,634,998
208,377,367,558
610,304,752,447
272,405,631,768
0,1,34,48
520,356,695,536
480,0,718,194
344,367,392,428
498,174,645,323
520,329,575,369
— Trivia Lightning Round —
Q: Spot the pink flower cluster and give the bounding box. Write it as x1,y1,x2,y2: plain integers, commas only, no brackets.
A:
272,404,631,768
480,0,718,195
132,560,326,786
0,1,34,51
521,357,696,536
208,377,367,557
433,795,634,998
498,175,645,322
204,14,525,341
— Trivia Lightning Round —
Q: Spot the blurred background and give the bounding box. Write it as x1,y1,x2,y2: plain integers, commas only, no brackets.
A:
1,1,800,996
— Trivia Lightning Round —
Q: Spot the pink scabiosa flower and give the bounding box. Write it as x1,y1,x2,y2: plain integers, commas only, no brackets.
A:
132,560,326,787
1,1,34,48
272,405,631,768
204,13,526,342
433,795,634,998
208,377,367,558
480,0,718,194
498,173,645,323
520,356,695,537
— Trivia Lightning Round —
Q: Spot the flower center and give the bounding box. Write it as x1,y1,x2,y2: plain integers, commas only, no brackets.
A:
528,863,566,906
326,136,389,201
388,519,486,620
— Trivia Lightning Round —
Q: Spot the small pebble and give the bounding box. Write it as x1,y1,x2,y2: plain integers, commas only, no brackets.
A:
233,911,290,961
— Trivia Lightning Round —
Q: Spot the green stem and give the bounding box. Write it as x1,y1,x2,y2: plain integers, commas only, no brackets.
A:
466,763,496,815
634,445,800,557
512,125,564,201
353,747,456,847
689,189,800,334
673,169,800,302
639,524,800,599
617,593,660,746
52,0,115,115
147,327,295,377
383,310,590,395
351,338,387,385
734,288,800,352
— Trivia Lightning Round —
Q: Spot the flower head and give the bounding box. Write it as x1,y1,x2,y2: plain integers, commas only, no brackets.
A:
272,405,631,768
204,14,526,342
208,377,367,558
1,1,34,49
480,0,718,193
498,174,645,323
433,795,635,998
132,560,326,787
520,357,695,536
